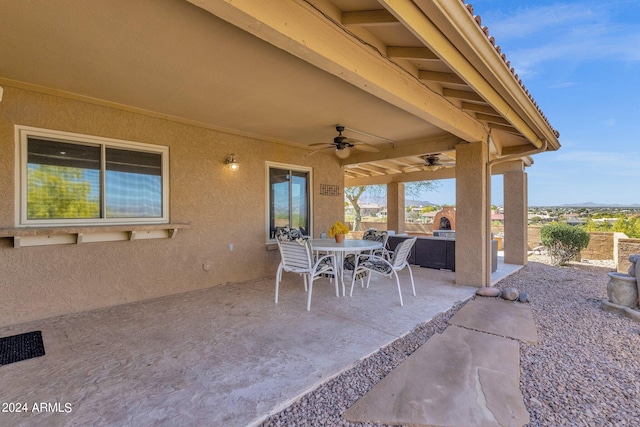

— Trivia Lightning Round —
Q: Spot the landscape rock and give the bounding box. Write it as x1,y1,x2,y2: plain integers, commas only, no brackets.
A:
502,287,519,301
475,287,501,297
518,293,530,303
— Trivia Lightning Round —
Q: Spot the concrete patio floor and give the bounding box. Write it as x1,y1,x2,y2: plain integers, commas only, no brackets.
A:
0,259,521,426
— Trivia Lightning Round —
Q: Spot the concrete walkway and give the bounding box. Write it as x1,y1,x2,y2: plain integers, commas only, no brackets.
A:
344,298,538,426
0,259,523,426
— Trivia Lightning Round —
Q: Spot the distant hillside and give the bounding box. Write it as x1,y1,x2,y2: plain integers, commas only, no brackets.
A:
558,202,640,208
359,196,437,207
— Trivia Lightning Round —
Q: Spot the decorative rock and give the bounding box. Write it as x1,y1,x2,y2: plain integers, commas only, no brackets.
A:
475,287,501,297
518,293,530,303
502,287,519,301
630,254,640,277
606,272,638,307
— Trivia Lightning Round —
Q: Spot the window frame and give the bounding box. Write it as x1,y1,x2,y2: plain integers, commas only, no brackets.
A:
15,125,169,227
265,162,313,243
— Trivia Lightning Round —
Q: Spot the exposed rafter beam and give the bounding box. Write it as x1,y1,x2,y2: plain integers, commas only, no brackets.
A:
368,161,404,174
353,163,388,175
419,71,465,85
489,123,519,134
342,9,399,26
342,135,460,165
461,102,499,116
346,165,456,186
345,171,359,179
378,0,549,149
442,88,484,103
501,143,538,156
475,113,511,126
345,167,374,177
187,0,488,143
387,46,439,60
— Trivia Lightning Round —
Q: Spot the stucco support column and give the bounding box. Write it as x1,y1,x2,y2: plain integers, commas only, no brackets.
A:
387,182,405,234
504,167,528,265
455,140,490,287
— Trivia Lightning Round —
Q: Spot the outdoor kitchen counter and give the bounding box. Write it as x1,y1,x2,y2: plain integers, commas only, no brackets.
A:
388,235,498,272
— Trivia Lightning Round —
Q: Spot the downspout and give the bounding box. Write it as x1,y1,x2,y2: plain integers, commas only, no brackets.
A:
483,136,549,286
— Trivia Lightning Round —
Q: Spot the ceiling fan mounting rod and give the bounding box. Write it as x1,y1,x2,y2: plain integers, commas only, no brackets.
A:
337,124,396,147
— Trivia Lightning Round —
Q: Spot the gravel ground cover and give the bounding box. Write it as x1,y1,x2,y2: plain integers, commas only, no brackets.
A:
261,258,640,426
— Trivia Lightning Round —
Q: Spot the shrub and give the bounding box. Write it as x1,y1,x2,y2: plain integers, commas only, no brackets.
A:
540,223,590,266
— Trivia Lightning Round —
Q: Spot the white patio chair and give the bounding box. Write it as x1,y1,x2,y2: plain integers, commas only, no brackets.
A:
349,236,417,306
343,229,389,271
275,237,337,311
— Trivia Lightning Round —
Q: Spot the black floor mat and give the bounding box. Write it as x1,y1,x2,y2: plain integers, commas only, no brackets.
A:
0,331,45,366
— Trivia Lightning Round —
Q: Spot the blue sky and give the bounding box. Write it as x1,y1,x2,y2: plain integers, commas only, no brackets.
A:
421,0,640,207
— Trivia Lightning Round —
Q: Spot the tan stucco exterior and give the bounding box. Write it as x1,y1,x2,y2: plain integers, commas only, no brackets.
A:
0,0,561,326
0,85,344,327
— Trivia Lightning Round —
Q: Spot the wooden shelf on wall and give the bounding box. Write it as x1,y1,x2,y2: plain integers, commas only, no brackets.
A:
0,223,190,248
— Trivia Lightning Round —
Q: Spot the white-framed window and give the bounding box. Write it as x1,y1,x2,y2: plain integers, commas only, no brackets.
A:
16,126,169,226
266,162,312,242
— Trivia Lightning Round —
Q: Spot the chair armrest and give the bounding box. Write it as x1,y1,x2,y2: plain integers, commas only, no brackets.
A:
314,253,336,270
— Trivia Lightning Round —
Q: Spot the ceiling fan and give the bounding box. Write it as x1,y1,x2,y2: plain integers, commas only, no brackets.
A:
307,125,381,159
422,154,455,171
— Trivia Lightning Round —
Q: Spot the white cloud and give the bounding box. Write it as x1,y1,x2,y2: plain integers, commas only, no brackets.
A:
478,2,640,78
554,150,640,176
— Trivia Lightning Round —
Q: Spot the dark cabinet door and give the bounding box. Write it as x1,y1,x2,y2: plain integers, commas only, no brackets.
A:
416,238,447,269
445,240,456,271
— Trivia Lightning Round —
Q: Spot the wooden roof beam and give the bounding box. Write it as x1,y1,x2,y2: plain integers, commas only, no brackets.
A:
461,102,499,116
476,113,511,126
342,10,399,26
387,46,439,60
353,163,388,175
342,135,460,165
419,71,465,85
442,88,484,103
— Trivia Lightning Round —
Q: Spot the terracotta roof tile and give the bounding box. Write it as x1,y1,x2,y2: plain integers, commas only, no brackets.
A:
462,1,560,138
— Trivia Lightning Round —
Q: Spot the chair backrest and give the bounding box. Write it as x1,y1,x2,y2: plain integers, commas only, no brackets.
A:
277,239,313,270
390,237,417,268
362,229,389,246
275,226,305,242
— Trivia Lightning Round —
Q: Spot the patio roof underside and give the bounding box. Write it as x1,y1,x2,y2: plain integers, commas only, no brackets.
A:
0,0,559,185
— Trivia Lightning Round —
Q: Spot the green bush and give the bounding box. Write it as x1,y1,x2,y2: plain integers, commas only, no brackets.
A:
540,223,590,266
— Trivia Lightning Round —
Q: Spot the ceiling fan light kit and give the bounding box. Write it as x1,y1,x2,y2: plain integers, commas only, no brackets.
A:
335,146,351,159
307,125,382,159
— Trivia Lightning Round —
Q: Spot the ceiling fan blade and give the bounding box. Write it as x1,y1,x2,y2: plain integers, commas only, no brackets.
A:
309,142,334,148
305,146,334,158
353,143,380,153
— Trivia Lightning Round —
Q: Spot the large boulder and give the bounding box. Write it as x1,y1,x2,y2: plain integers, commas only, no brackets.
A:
502,287,519,301
476,287,501,297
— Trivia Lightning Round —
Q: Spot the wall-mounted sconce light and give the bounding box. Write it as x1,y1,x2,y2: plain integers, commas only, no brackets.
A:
225,154,239,171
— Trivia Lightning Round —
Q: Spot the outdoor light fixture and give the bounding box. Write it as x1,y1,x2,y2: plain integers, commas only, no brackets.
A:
335,147,351,159
225,154,239,171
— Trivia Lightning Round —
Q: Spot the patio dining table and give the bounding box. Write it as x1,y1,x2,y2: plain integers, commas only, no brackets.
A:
309,238,383,296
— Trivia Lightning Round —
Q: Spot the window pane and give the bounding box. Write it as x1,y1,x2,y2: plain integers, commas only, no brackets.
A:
291,171,309,235
27,139,101,219
268,166,310,239
106,148,163,218
269,168,290,238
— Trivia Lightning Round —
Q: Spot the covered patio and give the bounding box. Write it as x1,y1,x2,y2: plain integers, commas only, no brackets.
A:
0,259,520,426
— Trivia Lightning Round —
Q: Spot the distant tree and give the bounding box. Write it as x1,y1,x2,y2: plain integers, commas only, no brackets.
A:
421,205,440,213
27,165,99,219
345,181,441,230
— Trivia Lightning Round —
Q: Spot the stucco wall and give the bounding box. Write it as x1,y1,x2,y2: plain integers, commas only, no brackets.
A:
0,85,344,327
579,232,614,261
